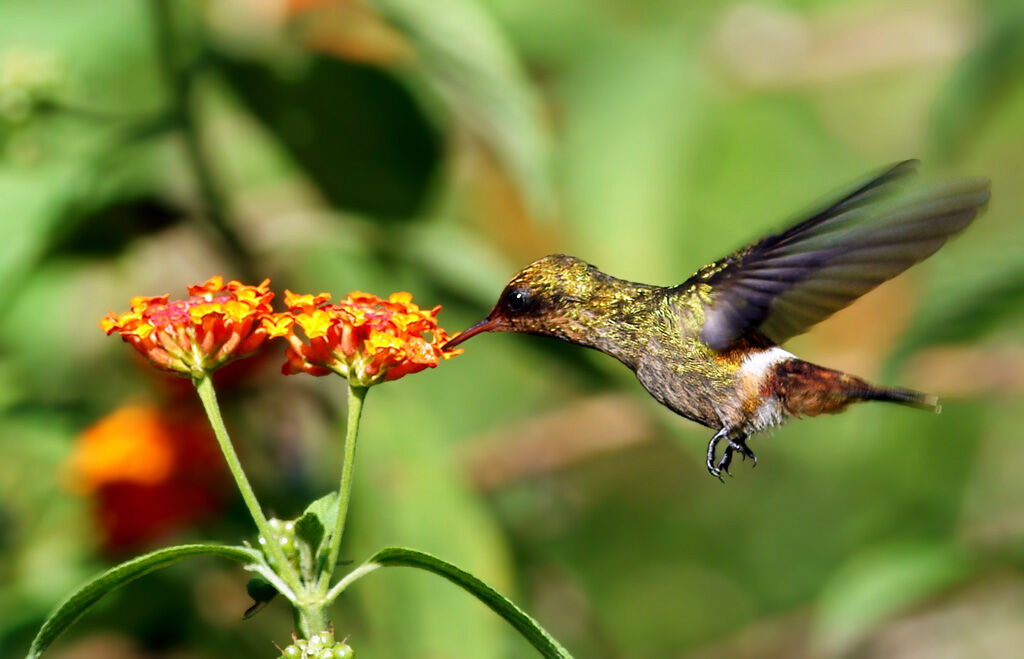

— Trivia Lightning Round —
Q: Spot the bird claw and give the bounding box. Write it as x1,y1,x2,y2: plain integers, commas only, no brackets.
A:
730,437,757,466
706,429,755,480
706,428,728,480
717,446,734,477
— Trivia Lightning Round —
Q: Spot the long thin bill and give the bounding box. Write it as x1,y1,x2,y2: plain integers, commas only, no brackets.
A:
443,317,501,349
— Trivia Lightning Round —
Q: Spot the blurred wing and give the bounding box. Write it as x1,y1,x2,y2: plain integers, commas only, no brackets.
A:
688,161,991,351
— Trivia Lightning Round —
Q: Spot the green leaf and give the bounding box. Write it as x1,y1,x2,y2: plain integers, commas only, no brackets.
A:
215,50,441,219
886,256,1024,370
367,0,553,216
295,512,326,559
302,491,339,523
27,543,257,659
244,577,278,620
0,0,166,115
813,542,972,655
300,492,337,560
929,6,1024,162
245,575,278,603
367,546,573,659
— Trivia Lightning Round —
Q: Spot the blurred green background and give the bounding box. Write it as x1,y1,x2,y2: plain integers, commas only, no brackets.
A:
1,0,1023,657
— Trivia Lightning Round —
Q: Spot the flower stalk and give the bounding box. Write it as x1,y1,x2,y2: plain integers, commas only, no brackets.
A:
193,376,303,598
296,604,329,639
320,385,368,595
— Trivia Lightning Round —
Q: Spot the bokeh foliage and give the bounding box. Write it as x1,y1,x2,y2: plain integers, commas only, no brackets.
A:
1,0,1023,657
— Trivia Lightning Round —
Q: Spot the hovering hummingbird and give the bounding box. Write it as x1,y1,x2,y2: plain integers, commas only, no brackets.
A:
444,161,991,479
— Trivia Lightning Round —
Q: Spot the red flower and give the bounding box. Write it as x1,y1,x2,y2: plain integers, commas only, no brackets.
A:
270,290,462,386
65,405,227,554
101,277,276,378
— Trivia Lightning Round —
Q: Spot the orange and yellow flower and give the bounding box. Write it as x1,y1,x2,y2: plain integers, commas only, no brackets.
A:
271,290,462,386
65,404,227,554
101,277,276,378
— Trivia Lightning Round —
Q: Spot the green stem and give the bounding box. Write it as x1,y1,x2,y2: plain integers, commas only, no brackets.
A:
325,561,381,603
193,377,303,597
320,385,368,594
297,605,329,638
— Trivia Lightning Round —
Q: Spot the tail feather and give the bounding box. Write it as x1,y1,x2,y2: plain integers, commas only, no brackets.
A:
771,359,941,416
861,386,941,413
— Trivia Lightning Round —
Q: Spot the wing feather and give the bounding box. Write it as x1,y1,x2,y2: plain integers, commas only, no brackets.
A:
690,162,990,351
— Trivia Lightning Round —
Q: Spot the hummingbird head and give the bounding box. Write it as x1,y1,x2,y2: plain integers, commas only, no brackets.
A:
444,254,605,349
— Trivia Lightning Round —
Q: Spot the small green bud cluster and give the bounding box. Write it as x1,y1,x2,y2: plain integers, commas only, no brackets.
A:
258,518,299,568
279,632,353,658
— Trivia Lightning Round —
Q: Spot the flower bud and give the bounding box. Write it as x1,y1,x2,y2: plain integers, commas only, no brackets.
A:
258,517,300,569
278,633,354,658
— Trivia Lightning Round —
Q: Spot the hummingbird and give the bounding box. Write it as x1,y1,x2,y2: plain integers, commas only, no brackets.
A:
444,161,991,479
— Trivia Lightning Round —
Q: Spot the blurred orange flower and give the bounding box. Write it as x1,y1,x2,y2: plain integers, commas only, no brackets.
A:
271,290,462,386
65,406,176,494
100,276,276,378
65,404,227,554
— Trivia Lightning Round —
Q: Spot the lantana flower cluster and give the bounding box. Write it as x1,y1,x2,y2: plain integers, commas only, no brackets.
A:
101,276,461,385
272,290,461,386
100,277,275,378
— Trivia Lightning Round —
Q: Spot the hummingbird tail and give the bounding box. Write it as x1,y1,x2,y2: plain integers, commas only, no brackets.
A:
860,386,941,414
770,359,941,417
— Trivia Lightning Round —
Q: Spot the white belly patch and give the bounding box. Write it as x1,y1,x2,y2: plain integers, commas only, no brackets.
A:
738,346,795,379
738,347,794,433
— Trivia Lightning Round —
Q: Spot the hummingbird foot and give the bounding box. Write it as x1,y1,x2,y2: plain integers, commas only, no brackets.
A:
730,436,757,467
706,428,731,480
707,429,755,480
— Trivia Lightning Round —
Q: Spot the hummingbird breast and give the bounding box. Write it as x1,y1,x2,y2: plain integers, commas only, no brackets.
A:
622,287,791,432
634,335,795,433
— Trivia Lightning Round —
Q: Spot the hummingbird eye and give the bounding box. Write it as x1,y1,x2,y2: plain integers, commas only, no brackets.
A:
504,287,532,313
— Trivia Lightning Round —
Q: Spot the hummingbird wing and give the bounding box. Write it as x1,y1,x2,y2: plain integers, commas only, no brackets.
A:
690,160,991,351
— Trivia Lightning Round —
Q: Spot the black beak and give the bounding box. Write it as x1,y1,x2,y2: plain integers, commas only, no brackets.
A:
443,316,503,350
